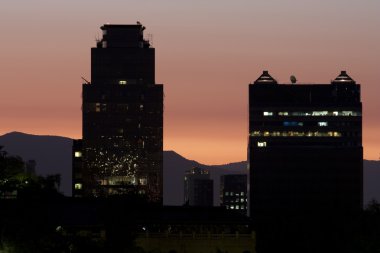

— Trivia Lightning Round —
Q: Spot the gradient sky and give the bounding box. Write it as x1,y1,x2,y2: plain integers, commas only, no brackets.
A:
0,0,379,164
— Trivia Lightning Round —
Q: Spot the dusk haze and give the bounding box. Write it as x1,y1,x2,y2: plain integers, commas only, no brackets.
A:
2,1,380,252
0,1,379,164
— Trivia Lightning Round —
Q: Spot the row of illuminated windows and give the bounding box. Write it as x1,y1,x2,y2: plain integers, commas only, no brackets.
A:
224,198,247,203
226,205,247,210
84,103,158,113
97,176,148,186
263,111,361,117
224,191,245,196
250,131,342,137
283,121,328,127
257,140,360,148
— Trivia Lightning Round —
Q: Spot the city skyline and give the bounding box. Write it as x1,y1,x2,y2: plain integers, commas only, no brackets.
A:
0,0,379,164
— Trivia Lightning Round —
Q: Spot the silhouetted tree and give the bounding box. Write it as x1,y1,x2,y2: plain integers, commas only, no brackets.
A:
0,146,63,200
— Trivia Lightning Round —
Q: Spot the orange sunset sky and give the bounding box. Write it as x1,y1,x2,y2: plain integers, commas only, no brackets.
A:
0,0,379,164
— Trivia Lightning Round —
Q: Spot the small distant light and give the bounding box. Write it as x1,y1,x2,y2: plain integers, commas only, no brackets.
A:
75,151,82,158
257,142,267,147
263,111,273,116
119,80,127,85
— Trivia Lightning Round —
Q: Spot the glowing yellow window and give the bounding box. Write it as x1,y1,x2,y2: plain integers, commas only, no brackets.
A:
257,142,267,147
74,151,82,158
74,183,82,190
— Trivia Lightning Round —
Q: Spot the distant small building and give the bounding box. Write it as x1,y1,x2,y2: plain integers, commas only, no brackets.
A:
184,167,213,206
220,174,248,215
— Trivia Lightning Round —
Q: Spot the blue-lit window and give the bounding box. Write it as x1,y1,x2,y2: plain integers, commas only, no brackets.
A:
283,121,303,127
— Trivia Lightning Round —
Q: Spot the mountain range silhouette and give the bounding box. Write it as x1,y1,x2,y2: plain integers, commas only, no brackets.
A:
1,131,379,206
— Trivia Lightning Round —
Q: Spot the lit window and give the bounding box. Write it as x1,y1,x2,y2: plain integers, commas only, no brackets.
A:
312,111,328,116
284,121,303,127
257,142,266,147
251,131,261,136
235,205,240,210
96,103,100,112
342,111,356,116
241,192,245,196
241,198,245,202
278,112,289,116
140,104,144,110
318,122,328,127
231,206,235,209
263,112,273,116
333,111,339,116
74,183,82,190
139,178,147,185
225,192,229,196
119,80,127,85
74,151,82,158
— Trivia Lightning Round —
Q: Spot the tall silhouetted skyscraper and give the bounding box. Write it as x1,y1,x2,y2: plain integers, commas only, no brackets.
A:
248,71,362,220
73,23,163,202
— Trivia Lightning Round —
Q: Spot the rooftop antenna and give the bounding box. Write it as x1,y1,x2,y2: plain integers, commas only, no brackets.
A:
290,75,297,84
95,34,101,43
147,33,153,46
81,76,91,84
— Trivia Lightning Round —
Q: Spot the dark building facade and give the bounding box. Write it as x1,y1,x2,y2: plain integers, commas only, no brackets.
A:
220,174,248,214
184,167,214,206
249,71,363,219
72,139,83,197
73,23,163,202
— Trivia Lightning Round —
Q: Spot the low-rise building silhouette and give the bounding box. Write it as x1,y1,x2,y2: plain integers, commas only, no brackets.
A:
184,167,213,206
220,174,248,215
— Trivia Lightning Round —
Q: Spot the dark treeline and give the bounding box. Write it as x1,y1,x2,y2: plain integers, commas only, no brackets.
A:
0,146,62,200
2,146,380,252
254,201,380,253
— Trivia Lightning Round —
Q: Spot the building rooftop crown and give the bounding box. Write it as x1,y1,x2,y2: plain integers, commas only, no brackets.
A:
331,71,356,84
253,71,278,85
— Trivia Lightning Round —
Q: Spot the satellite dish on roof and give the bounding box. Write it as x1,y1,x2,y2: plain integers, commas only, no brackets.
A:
290,75,297,84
